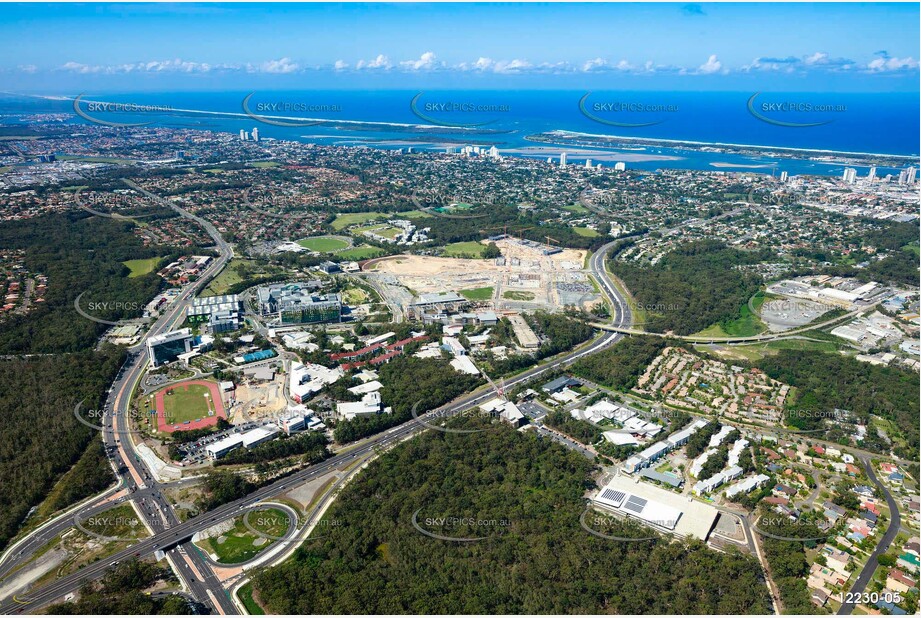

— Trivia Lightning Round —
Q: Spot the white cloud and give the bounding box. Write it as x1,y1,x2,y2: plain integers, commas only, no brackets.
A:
356,54,392,70
582,57,608,72
250,57,299,74
866,53,918,72
697,54,722,74
333,60,349,71
400,51,440,71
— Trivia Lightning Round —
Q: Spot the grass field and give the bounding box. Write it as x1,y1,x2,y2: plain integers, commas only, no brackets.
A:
573,226,601,237
503,290,535,301
330,212,388,230
248,161,280,168
697,338,841,362
353,224,402,240
443,241,487,258
162,384,215,425
201,259,254,296
296,236,351,252
694,299,766,338
80,504,149,540
237,583,266,615
563,202,590,214
460,287,494,300
196,508,288,564
337,245,386,260
123,257,160,278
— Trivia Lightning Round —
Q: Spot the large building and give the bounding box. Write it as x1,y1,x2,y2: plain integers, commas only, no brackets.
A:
147,328,194,367
289,361,344,403
256,282,341,325
593,475,719,541
405,292,470,322
187,294,243,333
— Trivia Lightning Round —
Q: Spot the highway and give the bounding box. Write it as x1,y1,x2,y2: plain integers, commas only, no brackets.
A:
0,179,236,615
0,237,632,614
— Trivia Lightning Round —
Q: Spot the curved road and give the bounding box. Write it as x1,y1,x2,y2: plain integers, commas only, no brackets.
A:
0,239,631,615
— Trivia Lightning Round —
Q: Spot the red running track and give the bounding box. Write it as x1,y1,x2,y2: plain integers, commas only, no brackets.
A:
154,379,227,433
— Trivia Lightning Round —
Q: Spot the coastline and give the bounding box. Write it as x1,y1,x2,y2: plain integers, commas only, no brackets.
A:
536,129,919,161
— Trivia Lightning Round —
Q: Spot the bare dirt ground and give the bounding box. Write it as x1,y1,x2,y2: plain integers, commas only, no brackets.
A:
367,238,595,311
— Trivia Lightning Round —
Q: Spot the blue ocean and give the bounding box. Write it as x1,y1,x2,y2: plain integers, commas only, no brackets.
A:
8,90,920,176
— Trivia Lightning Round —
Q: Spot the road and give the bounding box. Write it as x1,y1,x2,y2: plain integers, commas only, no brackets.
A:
0,239,632,615
837,456,902,615
0,179,236,615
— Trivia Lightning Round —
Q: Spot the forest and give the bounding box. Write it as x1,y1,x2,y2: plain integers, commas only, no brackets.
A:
758,349,919,460
252,418,770,614
610,240,766,335
0,348,124,552
570,335,669,391
333,356,483,443
0,212,173,354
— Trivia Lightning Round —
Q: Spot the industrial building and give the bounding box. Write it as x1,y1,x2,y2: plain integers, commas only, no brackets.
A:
593,475,719,541
147,328,194,367
622,419,710,474
257,283,342,324
480,397,527,427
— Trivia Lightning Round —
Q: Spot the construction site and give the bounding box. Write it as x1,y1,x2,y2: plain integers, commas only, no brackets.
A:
362,236,601,314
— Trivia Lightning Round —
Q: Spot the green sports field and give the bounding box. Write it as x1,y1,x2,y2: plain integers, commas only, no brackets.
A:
162,384,215,424
443,241,487,258
460,287,494,300
296,236,351,252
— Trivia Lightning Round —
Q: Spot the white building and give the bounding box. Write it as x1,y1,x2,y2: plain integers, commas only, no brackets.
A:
205,435,244,459
241,425,280,448
725,474,770,499
559,152,567,168
843,168,857,184
289,362,344,403
337,392,385,421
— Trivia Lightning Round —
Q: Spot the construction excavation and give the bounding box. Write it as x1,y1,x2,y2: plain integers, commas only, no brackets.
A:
362,237,602,314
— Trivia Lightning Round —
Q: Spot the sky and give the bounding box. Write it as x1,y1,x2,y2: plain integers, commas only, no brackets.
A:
1,2,919,92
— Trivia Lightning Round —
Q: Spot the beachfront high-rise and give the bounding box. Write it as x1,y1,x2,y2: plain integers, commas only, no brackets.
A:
842,168,857,184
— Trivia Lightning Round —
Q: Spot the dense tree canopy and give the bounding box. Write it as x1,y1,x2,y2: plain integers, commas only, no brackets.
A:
253,420,770,614
611,240,765,335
